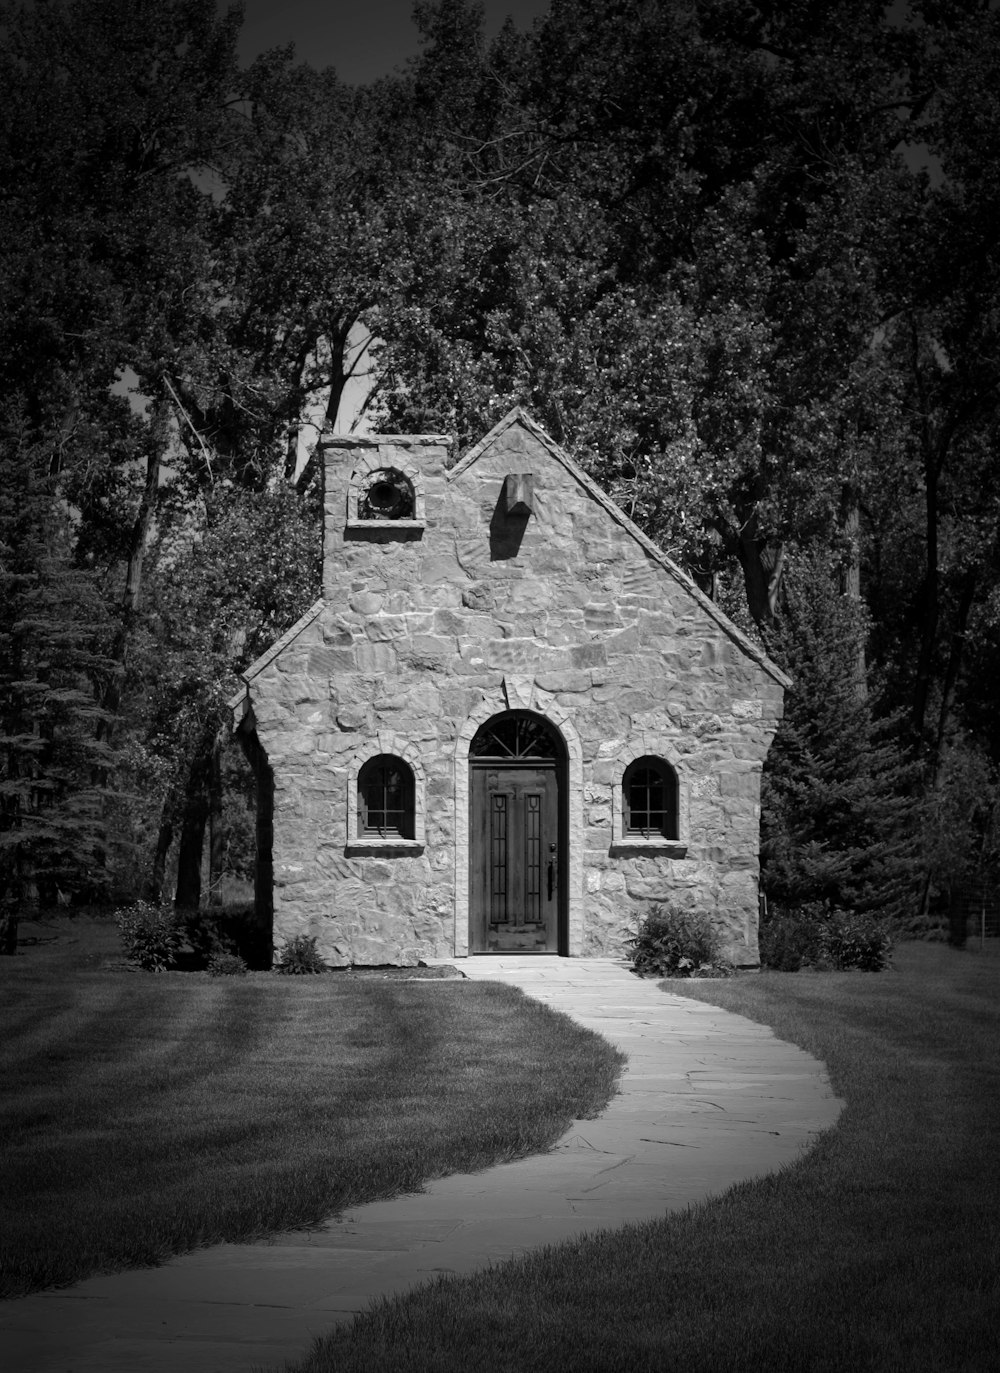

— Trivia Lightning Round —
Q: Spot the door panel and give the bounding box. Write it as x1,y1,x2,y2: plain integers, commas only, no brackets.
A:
471,763,560,952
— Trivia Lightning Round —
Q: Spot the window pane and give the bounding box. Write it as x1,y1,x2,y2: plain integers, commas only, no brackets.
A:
626,760,675,837
470,711,560,758
360,757,413,838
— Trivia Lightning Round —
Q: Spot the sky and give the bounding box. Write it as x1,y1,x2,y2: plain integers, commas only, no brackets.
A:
235,0,553,84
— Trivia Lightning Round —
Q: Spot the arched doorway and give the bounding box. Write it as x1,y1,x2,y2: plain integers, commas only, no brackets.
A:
468,711,567,954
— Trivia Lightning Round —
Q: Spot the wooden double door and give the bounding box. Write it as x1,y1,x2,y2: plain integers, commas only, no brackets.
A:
469,761,564,953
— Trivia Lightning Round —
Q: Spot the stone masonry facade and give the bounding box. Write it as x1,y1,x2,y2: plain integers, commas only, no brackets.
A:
231,409,789,967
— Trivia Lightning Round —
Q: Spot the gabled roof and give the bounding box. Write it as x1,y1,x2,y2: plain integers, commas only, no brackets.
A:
227,598,324,726
449,408,791,689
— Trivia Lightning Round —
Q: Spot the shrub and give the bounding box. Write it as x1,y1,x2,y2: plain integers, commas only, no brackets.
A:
759,905,828,971
0,907,17,956
115,900,183,972
895,906,949,942
207,951,248,977
181,902,272,971
625,905,731,978
759,902,893,972
275,933,326,975
180,909,230,965
822,910,893,971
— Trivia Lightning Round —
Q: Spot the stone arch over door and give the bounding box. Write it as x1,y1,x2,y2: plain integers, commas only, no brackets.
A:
454,681,584,957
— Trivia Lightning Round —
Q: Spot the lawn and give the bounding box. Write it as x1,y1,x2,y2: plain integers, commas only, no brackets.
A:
0,916,623,1299
289,941,1000,1373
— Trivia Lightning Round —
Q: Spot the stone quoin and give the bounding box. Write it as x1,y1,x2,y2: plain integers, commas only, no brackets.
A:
229,409,789,966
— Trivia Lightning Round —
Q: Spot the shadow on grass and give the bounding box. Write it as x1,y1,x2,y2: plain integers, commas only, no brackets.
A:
0,917,623,1298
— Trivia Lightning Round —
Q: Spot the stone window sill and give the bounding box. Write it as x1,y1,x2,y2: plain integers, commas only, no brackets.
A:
345,838,425,857
344,519,425,541
610,839,688,859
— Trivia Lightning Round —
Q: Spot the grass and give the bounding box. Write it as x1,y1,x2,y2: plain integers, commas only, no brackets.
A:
0,916,624,1299
287,941,1000,1373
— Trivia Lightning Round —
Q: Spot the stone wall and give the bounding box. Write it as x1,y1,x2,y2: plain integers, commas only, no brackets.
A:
238,411,786,966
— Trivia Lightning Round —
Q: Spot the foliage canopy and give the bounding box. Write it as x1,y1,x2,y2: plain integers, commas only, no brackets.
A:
2,0,997,930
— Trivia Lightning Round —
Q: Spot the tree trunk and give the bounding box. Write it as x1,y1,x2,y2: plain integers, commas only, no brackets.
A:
236,724,274,943
174,805,206,911
908,319,963,744
324,354,349,429
721,510,785,629
839,486,867,698
207,731,225,906
911,451,939,742
917,570,978,924
100,419,164,738
930,571,977,790
323,320,364,430
147,811,174,903
840,498,862,601
174,751,210,910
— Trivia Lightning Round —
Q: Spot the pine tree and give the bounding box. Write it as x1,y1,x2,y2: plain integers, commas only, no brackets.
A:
761,549,918,921
0,425,118,908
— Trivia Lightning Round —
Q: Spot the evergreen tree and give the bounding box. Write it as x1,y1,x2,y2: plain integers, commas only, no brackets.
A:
0,424,118,907
761,550,918,920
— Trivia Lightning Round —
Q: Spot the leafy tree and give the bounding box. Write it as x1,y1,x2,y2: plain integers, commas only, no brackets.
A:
0,0,248,806
369,0,998,911
133,479,321,906
165,47,424,490
1,0,995,918
370,0,930,627
864,2,1000,772
0,0,243,405
0,3,331,903
916,736,1000,937
124,37,481,899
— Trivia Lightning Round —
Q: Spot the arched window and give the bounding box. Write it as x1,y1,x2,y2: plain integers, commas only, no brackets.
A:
358,755,415,839
469,710,563,760
623,757,678,840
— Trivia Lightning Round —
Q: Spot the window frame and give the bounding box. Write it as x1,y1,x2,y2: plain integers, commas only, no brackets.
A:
346,742,425,855
611,751,688,857
358,755,414,839
623,757,677,840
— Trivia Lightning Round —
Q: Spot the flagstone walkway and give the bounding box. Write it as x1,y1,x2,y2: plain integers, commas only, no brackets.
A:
1,959,843,1373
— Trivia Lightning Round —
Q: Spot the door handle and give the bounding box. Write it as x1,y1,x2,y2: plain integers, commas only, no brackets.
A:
547,843,556,900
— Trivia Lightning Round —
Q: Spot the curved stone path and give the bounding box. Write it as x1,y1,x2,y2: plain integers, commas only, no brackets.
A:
1,959,843,1373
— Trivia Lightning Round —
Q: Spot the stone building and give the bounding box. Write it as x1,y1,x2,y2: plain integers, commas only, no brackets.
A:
230,409,789,967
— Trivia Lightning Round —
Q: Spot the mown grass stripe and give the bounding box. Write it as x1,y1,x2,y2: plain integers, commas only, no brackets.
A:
289,942,1000,1373
0,919,623,1298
